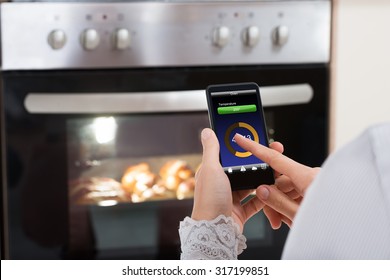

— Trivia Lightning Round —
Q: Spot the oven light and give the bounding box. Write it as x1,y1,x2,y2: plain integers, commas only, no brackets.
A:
92,117,117,144
97,200,118,207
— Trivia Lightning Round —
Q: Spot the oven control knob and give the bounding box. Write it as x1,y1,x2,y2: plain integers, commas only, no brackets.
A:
242,26,260,47
48,30,67,50
114,28,131,50
272,25,289,46
212,26,230,48
81,29,100,51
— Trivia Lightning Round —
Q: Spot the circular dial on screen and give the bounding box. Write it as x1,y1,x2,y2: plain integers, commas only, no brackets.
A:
224,122,259,158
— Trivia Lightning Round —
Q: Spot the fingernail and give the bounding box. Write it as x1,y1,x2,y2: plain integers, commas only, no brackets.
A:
234,133,244,139
258,186,270,200
201,128,212,140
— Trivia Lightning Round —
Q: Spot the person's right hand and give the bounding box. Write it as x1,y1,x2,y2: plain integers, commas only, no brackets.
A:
192,128,285,232
234,133,321,229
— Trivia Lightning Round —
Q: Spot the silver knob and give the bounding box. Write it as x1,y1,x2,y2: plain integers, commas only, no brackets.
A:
114,28,131,50
81,29,100,51
242,26,260,47
48,30,67,50
212,26,230,48
272,25,289,46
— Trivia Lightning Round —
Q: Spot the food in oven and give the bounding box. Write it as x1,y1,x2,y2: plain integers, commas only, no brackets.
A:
121,162,175,203
159,160,194,190
70,159,199,205
176,177,195,200
69,177,126,205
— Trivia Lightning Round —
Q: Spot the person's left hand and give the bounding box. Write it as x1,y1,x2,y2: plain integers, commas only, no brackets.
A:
191,128,284,232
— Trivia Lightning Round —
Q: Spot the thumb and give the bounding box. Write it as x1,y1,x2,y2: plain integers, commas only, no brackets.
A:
256,185,299,221
201,128,220,166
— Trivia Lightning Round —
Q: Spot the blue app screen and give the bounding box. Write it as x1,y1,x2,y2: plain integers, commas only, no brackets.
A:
210,89,268,170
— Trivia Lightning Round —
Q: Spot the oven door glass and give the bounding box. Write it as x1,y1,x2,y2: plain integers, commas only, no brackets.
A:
67,113,206,259
4,110,277,260
65,113,275,259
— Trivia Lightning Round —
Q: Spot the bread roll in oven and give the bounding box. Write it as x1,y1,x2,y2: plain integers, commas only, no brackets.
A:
70,177,126,205
159,160,194,191
176,177,195,200
121,163,153,194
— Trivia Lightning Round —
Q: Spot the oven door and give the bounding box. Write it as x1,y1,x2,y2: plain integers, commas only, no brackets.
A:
1,65,328,259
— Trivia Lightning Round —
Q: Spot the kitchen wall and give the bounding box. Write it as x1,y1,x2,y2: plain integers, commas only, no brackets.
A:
330,0,390,151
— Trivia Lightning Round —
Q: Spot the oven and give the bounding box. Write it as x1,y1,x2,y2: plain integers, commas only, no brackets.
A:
0,1,331,259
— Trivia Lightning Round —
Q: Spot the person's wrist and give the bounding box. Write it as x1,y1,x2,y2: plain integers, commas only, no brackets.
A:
191,207,231,221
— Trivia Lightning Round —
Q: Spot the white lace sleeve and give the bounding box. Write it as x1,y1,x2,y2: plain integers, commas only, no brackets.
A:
179,215,247,260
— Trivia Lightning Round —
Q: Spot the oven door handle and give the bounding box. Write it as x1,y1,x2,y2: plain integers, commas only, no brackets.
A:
25,83,313,114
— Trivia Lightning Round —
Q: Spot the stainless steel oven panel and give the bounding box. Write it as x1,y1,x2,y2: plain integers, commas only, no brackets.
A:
1,1,330,70
24,84,313,114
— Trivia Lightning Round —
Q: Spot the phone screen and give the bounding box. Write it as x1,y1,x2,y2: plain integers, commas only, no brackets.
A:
206,83,274,190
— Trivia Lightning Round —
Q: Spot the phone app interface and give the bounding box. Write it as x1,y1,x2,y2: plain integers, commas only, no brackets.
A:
210,88,269,173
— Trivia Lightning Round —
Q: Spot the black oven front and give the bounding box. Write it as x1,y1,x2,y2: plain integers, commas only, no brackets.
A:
0,1,331,259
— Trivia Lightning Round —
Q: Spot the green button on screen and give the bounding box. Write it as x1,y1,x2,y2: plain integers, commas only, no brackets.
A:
217,104,257,115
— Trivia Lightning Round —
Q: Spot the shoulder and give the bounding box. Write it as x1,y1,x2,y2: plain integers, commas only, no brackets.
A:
333,122,390,159
323,122,390,179
324,123,390,203
364,123,390,214
282,122,390,259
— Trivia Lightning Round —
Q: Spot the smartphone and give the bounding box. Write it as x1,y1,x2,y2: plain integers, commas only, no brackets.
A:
206,82,274,191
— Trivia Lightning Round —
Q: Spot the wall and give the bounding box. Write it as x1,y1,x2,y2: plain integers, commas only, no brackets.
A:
330,0,390,151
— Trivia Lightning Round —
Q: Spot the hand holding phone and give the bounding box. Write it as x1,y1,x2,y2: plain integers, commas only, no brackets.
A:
206,82,275,191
